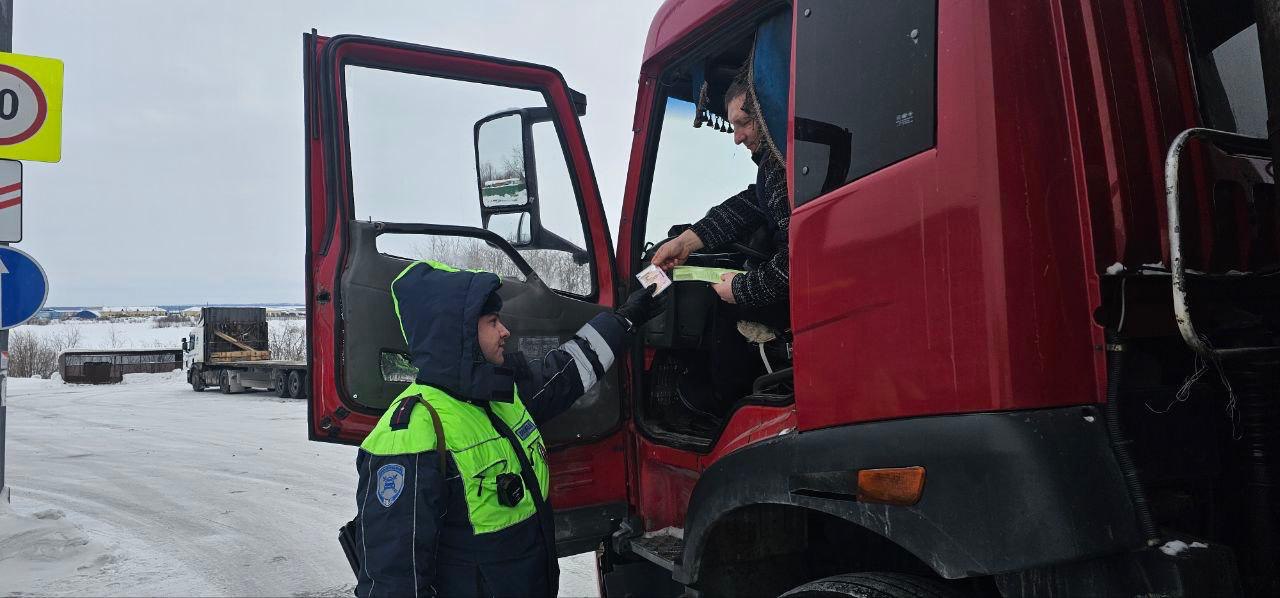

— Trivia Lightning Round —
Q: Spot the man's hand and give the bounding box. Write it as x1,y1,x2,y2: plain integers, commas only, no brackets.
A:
616,283,668,329
712,272,738,304
651,229,705,271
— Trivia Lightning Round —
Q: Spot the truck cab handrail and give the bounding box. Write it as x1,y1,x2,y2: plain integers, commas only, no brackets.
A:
1164,127,1278,359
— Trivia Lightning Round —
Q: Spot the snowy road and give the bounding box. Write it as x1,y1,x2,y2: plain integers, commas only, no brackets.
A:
1,372,599,596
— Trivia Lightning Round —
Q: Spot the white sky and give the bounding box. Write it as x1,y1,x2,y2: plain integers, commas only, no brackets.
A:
12,1,666,306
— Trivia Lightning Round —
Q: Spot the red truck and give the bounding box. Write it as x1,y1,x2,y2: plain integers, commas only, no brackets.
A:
302,1,1279,595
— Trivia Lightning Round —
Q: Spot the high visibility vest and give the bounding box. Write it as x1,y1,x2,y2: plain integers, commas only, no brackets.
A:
360,383,550,534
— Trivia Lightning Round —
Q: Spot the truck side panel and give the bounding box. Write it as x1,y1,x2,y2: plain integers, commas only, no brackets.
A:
789,0,1102,430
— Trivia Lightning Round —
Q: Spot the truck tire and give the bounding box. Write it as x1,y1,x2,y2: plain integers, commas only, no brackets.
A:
275,370,290,398
288,370,307,400
191,367,206,392
780,573,963,598
219,370,232,394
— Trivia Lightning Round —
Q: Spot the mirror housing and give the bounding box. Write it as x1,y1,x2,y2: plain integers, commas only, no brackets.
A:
181,338,189,352
473,107,589,263
474,108,541,246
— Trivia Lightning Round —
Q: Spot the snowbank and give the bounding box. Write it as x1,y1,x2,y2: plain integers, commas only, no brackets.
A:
0,502,116,594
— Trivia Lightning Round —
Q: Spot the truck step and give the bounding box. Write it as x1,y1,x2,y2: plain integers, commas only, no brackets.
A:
629,530,684,572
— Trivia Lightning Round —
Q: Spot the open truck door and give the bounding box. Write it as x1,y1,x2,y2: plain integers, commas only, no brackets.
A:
303,32,629,555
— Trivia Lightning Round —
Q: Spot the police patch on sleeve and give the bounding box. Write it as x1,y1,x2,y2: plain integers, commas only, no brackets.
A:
515,419,537,441
375,463,406,507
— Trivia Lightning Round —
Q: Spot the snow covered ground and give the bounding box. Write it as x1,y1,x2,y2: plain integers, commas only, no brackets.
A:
1,370,599,596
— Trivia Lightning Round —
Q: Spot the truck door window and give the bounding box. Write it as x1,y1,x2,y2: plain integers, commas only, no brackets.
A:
345,66,594,296
644,96,758,247
1183,1,1267,138
792,0,937,206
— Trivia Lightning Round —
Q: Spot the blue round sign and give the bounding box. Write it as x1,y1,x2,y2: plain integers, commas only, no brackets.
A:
0,246,48,328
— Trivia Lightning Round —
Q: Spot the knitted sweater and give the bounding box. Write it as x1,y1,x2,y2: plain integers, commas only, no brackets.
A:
689,152,790,308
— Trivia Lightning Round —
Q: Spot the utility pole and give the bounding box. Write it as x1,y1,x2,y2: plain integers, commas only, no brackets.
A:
0,0,12,504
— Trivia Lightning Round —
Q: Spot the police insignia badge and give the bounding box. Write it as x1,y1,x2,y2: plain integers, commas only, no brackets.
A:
375,463,406,507
515,419,537,440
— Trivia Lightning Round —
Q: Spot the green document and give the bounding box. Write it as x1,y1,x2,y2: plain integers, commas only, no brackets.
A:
672,266,745,283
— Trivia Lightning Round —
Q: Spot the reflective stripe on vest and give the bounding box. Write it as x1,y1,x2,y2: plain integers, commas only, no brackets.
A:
360,382,550,535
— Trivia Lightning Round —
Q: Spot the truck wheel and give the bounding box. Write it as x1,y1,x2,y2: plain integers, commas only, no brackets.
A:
275,370,290,398
780,573,963,598
219,370,232,394
191,367,206,392
288,370,307,400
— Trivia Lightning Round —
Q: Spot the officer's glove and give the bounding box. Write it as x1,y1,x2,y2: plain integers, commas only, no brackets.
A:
616,284,667,331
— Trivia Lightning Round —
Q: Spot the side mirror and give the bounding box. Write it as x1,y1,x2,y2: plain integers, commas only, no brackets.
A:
486,211,533,246
181,338,188,352
473,107,592,263
475,110,537,247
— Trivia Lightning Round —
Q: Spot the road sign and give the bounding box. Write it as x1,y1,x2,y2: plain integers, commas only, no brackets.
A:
0,246,47,329
0,52,63,163
0,160,19,242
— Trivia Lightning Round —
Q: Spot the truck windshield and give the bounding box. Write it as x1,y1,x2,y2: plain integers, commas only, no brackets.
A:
644,96,758,247
1184,0,1268,138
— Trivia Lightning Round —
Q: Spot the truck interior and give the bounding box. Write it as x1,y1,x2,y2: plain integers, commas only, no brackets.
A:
632,8,795,451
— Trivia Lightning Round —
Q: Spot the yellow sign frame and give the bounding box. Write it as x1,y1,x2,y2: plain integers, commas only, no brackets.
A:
0,52,63,163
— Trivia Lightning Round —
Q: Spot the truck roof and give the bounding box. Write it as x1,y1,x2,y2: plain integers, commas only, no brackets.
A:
643,0,737,65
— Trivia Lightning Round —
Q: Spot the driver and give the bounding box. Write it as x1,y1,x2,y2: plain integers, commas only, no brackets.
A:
650,67,790,322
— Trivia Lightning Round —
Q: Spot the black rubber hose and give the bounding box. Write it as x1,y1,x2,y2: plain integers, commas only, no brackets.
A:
1104,331,1161,545
1230,357,1280,585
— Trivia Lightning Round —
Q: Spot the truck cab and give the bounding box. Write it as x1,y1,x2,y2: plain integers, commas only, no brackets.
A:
302,1,1279,595
182,328,201,373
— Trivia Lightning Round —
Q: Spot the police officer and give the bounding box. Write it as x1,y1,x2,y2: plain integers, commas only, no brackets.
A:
350,260,662,597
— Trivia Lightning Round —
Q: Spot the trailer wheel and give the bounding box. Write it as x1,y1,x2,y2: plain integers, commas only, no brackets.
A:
288,370,307,400
219,370,232,394
190,367,206,392
275,370,290,398
780,573,963,598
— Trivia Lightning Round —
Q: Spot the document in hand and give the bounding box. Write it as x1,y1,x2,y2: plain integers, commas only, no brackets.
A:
635,264,673,295
672,266,745,284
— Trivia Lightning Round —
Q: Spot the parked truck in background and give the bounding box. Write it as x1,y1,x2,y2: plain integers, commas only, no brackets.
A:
183,307,308,398
302,1,1280,596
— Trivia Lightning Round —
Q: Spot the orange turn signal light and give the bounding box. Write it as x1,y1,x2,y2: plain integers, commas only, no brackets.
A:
856,466,926,506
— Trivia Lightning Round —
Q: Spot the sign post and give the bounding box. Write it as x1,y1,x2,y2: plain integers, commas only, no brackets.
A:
0,245,45,504
0,29,62,500
0,0,12,504
0,0,10,505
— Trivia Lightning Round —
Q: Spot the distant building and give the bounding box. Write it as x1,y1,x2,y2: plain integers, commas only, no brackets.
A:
266,307,305,318
33,308,60,322
99,306,167,318
59,348,183,384
179,306,304,319
72,309,100,320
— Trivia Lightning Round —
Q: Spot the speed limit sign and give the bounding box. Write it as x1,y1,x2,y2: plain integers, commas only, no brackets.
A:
0,52,62,163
